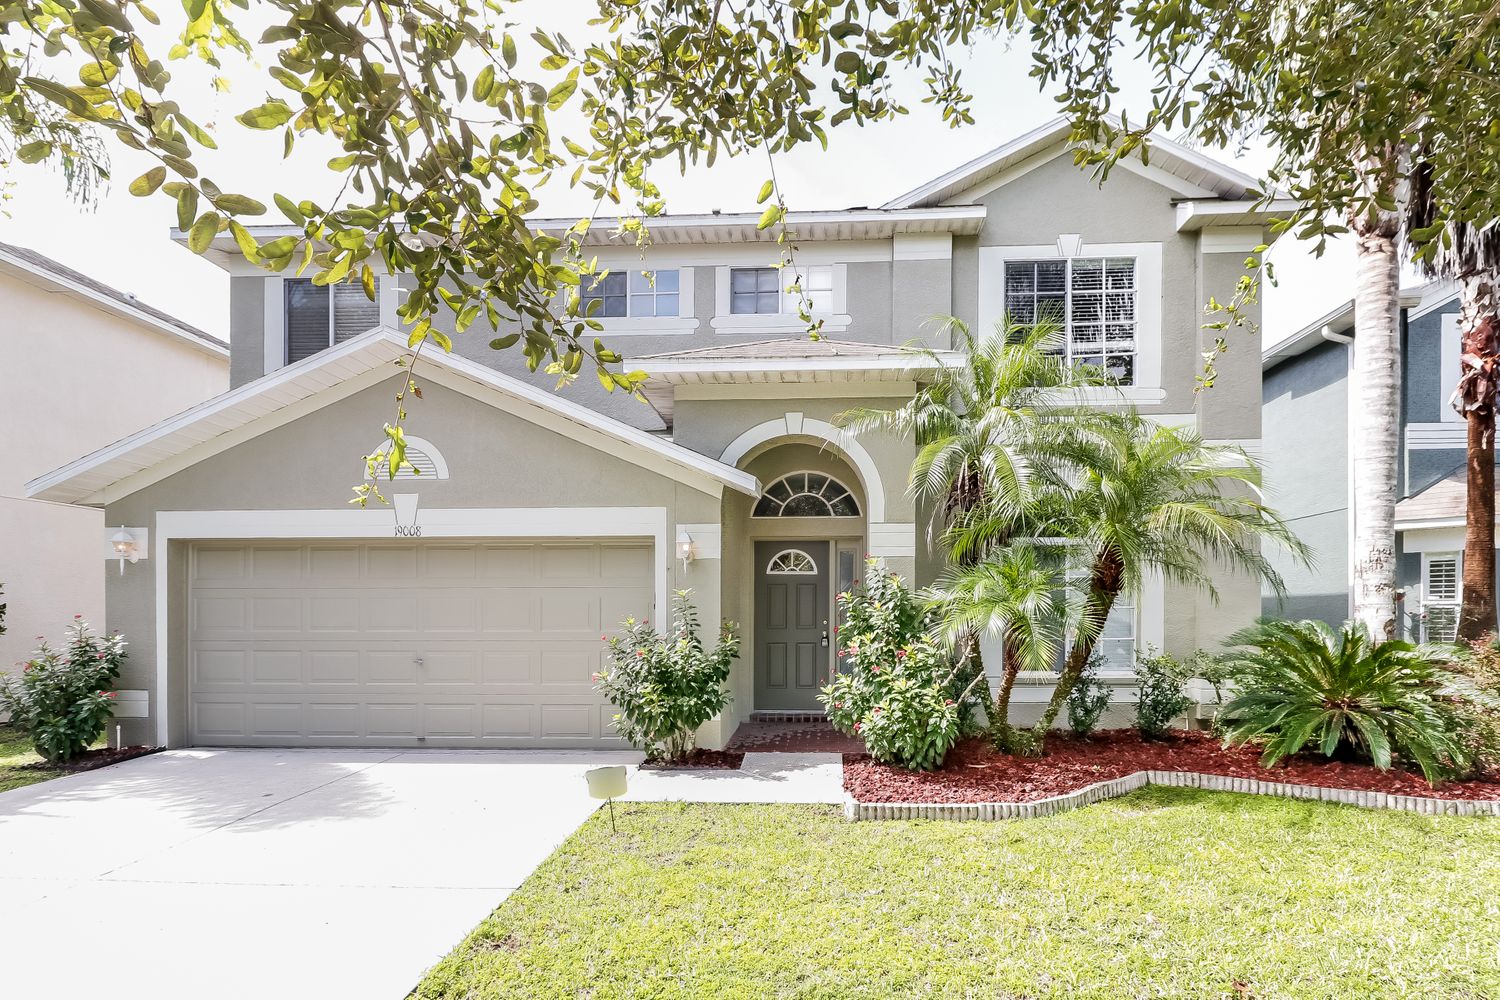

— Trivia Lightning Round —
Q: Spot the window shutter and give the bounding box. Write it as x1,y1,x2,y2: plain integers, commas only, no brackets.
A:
333,281,381,342
1424,556,1460,642
285,281,330,363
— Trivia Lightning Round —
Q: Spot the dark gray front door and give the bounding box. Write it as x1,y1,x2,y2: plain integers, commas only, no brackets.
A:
754,541,831,711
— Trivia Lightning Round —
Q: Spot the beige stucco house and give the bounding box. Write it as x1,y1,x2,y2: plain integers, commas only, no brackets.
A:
1,242,227,674
28,120,1286,750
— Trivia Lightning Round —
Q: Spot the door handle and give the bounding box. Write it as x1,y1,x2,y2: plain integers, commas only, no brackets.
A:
820,620,829,648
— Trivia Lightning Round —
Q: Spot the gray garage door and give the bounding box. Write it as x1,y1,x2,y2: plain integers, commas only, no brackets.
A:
187,540,652,747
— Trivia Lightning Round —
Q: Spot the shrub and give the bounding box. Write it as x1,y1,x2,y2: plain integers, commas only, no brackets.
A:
822,559,963,770
1217,619,1472,785
1134,649,1192,740
0,618,125,763
595,591,739,762
1066,655,1112,737
1451,634,1500,777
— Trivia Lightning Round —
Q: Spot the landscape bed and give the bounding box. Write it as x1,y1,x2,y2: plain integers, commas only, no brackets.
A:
639,748,744,770
843,730,1500,804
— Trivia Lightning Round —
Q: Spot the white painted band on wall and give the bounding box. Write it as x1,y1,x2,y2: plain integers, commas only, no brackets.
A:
866,521,915,558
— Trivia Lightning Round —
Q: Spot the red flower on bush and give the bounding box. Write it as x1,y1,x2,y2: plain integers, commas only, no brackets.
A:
895,649,908,659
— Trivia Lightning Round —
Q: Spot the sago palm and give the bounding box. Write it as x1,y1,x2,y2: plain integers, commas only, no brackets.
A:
962,412,1311,748
1218,618,1471,785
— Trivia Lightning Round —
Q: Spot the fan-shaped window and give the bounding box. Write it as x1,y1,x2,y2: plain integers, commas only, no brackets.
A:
753,472,860,518
363,436,450,481
766,548,819,575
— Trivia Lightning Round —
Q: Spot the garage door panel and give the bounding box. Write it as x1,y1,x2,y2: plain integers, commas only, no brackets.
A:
189,540,649,747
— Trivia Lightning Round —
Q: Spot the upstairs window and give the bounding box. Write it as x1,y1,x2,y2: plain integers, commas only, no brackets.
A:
1004,257,1136,384
581,269,680,318
286,278,381,363
730,265,832,314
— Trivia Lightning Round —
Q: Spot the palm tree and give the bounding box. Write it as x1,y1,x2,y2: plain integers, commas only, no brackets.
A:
1405,158,1500,641
993,413,1310,747
837,318,1094,728
926,544,1066,752
1348,150,1406,638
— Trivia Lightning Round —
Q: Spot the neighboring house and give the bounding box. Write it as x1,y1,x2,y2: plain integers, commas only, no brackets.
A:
0,242,227,673
28,119,1283,749
1261,281,1469,638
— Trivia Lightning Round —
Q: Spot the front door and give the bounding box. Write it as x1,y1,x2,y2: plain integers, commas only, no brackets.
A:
754,540,831,711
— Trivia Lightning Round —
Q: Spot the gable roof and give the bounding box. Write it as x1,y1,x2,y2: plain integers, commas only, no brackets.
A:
1262,283,1454,372
1396,465,1468,529
0,242,227,357
881,116,1272,210
27,326,759,505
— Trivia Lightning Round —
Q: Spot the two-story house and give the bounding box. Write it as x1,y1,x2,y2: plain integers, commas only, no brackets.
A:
0,242,227,673
27,119,1284,750
1261,281,1470,638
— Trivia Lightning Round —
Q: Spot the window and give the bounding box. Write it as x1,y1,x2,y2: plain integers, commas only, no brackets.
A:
1040,546,1136,672
730,265,833,314
581,269,680,319
766,548,819,575
1004,257,1136,384
285,278,381,363
753,472,860,518
1423,554,1460,642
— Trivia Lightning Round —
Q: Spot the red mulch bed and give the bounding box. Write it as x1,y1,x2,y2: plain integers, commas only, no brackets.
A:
21,745,162,775
639,748,744,771
843,730,1500,804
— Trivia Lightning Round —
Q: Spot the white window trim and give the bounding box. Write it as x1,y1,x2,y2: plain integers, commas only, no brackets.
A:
978,241,1164,402
151,505,671,747
711,262,850,335
577,266,698,336
1440,312,1462,422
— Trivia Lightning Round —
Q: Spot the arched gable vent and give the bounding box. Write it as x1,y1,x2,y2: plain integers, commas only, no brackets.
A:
364,435,450,481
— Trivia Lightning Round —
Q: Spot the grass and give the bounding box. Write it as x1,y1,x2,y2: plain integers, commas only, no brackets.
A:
417,788,1500,999
0,724,104,794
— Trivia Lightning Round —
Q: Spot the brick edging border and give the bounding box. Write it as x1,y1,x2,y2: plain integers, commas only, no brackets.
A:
844,769,1500,821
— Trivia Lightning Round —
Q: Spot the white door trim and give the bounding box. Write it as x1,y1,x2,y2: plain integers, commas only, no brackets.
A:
153,506,670,746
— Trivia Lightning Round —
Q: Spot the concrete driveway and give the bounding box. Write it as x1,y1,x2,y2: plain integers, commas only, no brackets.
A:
0,748,635,999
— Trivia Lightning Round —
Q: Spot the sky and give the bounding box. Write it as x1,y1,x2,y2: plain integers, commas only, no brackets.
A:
0,4,1357,347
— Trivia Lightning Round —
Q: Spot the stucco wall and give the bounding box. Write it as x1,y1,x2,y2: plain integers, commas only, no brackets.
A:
1261,339,1350,625
1196,250,1263,441
100,377,725,745
2,270,226,672
228,276,266,390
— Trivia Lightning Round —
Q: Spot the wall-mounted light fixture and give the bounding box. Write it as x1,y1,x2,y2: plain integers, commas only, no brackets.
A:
109,526,140,576
676,528,694,571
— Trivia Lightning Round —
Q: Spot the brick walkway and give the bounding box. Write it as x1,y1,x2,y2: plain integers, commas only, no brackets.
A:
725,720,866,754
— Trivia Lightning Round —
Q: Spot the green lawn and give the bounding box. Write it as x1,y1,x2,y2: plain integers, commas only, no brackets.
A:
417,788,1500,999
0,724,104,793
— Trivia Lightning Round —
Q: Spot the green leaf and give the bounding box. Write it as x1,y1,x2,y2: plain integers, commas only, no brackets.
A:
187,211,221,254
274,194,304,225
129,166,166,197
236,101,295,130
228,221,261,262
16,141,52,164
757,180,774,204
546,72,578,111
175,187,198,231
213,193,267,216
489,333,521,351
501,34,517,69
259,235,298,259
756,204,783,230
474,65,496,102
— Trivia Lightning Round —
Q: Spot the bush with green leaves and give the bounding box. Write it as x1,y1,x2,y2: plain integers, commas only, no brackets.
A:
822,559,964,770
1451,634,1500,777
0,618,125,763
1066,655,1112,738
1218,619,1472,785
594,592,739,762
1134,649,1192,740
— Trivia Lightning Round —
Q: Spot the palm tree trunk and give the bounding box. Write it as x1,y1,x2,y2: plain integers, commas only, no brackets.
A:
991,636,1023,750
1456,272,1500,640
1350,210,1403,638
1034,574,1119,750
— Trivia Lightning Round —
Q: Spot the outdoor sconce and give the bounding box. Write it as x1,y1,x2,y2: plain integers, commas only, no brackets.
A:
676,529,694,571
110,526,140,575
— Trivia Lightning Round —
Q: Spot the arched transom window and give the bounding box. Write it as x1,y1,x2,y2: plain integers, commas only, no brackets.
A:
753,472,860,518
766,548,819,575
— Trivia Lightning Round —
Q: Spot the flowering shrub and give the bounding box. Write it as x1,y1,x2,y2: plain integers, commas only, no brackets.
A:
821,559,962,770
595,591,739,762
0,618,125,763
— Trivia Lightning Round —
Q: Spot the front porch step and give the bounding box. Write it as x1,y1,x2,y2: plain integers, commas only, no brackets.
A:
748,710,828,724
